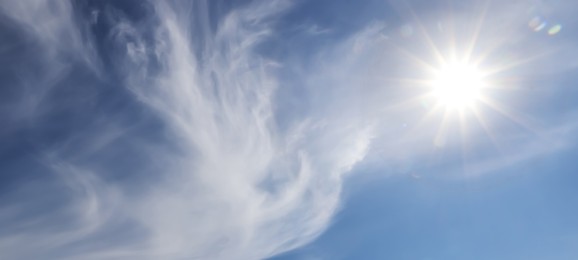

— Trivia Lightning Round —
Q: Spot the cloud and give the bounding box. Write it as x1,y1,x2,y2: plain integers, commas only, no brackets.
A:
0,0,374,259
2,0,578,259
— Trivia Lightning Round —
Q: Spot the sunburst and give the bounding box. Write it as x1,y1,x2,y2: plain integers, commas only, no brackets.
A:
430,61,486,110
388,1,541,157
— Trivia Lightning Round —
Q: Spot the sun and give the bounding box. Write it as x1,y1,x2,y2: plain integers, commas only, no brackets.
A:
431,62,486,110
388,2,538,154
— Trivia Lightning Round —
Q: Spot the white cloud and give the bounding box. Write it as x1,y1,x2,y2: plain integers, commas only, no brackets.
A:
0,0,375,259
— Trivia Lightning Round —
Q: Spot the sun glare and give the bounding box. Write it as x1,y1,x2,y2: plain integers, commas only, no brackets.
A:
432,62,485,110
391,3,538,152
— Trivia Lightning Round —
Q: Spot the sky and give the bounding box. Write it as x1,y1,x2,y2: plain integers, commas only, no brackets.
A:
1,0,578,259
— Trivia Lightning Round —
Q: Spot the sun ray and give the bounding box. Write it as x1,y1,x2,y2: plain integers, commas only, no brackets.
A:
478,96,541,134
384,41,440,74
463,0,491,63
403,1,447,65
471,107,498,144
480,49,555,76
434,108,452,147
402,102,445,142
471,104,507,155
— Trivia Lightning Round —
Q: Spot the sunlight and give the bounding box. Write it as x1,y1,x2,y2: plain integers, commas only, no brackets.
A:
377,0,542,155
431,62,485,110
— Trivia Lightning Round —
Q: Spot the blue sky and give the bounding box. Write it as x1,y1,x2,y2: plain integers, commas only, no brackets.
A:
1,0,578,259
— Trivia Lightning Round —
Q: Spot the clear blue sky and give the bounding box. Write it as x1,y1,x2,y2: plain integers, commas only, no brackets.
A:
1,0,578,259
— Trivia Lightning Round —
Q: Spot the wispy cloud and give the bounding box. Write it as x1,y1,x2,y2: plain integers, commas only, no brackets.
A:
2,0,578,259
0,0,374,259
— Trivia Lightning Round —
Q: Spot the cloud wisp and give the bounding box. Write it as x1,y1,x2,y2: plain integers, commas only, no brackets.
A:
0,0,374,259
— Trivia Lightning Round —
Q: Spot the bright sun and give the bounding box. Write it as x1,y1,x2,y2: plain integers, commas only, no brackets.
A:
431,62,486,110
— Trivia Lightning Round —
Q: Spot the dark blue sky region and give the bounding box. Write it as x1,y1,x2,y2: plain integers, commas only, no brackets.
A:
1,0,578,259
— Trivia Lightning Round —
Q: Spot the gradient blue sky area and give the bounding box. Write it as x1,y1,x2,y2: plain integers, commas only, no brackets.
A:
1,0,578,259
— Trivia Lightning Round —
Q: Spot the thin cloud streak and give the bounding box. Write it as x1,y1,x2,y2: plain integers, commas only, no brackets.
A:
0,0,374,259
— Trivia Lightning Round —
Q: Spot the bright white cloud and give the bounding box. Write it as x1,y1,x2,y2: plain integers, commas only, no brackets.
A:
0,0,374,259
